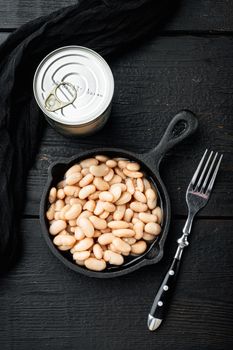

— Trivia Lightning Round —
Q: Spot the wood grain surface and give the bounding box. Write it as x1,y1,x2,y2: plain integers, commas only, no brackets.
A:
0,219,232,350
0,0,233,349
0,0,232,32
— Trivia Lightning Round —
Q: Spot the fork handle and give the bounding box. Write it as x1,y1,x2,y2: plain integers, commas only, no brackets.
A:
147,257,181,331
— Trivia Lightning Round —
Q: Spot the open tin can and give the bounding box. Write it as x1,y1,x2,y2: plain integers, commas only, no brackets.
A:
33,46,114,136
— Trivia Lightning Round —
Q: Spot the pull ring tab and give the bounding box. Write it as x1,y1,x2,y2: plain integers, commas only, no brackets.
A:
45,82,77,112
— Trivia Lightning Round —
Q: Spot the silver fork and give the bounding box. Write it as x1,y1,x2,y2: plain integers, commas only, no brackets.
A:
147,149,223,331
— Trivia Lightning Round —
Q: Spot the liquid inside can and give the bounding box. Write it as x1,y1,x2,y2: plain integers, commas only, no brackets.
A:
33,46,114,136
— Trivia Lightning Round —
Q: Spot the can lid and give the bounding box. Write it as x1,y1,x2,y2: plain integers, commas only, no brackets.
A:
33,46,114,125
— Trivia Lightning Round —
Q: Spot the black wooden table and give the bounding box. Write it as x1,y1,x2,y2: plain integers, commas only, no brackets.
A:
0,1,233,349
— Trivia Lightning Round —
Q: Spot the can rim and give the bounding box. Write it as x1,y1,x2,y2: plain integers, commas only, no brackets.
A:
33,45,114,126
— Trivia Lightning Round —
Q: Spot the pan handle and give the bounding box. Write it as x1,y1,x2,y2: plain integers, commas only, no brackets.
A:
146,110,198,169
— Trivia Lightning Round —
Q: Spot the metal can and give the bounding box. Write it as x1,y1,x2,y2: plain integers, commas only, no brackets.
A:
33,46,114,136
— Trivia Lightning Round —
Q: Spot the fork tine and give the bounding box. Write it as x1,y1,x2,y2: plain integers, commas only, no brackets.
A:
206,154,223,195
190,149,208,186
195,150,213,190
201,152,218,191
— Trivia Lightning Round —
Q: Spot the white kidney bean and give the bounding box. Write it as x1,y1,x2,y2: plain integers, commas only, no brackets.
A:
106,160,117,168
115,167,126,179
108,220,129,229
70,198,85,206
89,215,107,230
49,220,67,235
136,178,144,192
73,238,94,252
65,164,82,178
109,185,122,202
147,198,156,210
115,192,131,205
48,188,56,202
56,188,65,200
64,204,82,220
81,168,90,176
143,178,151,191
83,200,96,212
113,205,126,220
109,243,121,254
76,211,92,225
104,250,124,265
79,174,94,187
90,164,109,177
145,222,161,235
95,155,109,162
138,212,157,223
118,160,129,169
133,190,147,203
123,168,143,178
88,191,101,200
124,208,134,222
133,221,144,240
130,201,148,212
93,244,103,259
78,217,95,237
145,188,157,201
99,191,114,202
142,233,155,241
64,186,80,197
75,259,85,266
109,174,122,185
73,251,90,261
123,237,136,245
102,202,116,212
93,177,110,191
54,212,61,220
99,211,109,219
53,233,76,247
104,168,114,182
46,204,55,220
74,227,85,240
112,237,131,253
152,207,162,224
131,240,147,255
112,229,135,238
126,162,140,171
98,233,114,245
84,258,106,271
114,182,128,191
66,172,83,186
125,178,135,195
64,196,71,204
58,245,74,251
79,184,96,199
54,199,65,211
93,201,104,216
80,158,98,168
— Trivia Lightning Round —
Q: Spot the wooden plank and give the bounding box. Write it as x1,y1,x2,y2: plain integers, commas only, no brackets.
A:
0,218,232,349
0,0,232,32
25,35,233,217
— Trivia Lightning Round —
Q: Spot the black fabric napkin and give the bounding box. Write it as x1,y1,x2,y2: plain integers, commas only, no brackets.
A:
0,0,176,272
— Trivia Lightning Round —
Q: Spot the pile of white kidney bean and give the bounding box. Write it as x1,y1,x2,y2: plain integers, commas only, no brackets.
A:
46,155,162,271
